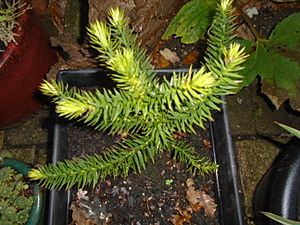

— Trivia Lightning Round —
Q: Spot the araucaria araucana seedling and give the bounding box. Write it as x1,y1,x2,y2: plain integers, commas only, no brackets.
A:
29,0,247,190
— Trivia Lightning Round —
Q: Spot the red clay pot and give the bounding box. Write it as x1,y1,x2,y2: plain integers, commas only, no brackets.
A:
0,8,57,128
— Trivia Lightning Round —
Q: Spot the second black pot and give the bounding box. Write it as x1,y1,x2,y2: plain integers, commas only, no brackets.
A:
253,139,300,225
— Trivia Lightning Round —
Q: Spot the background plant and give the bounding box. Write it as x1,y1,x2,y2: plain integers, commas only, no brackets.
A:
0,166,34,225
238,12,300,111
0,0,30,47
162,0,218,44
165,1,300,112
29,0,247,190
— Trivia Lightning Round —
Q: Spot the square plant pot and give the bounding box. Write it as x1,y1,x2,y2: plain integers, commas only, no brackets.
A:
47,68,245,225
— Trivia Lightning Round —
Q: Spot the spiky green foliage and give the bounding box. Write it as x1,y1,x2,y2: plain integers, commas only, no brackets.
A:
29,0,247,190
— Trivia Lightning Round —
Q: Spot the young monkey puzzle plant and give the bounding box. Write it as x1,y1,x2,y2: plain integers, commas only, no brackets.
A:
29,0,247,190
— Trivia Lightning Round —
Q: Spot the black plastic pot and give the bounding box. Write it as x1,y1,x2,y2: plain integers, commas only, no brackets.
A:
47,68,245,225
253,139,300,225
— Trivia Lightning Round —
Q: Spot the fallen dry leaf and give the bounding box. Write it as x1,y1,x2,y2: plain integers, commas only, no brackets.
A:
186,178,217,217
235,23,255,41
156,55,171,68
172,131,187,140
49,0,68,34
76,189,89,201
183,50,200,65
159,48,180,64
169,203,192,225
150,42,171,68
202,139,212,149
70,202,97,225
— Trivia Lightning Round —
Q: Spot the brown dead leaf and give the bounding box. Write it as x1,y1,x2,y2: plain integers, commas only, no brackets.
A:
150,42,171,68
49,0,68,34
169,203,192,225
156,55,171,68
186,178,217,217
183,50,200,65
70,202,97,225
159,48,180,64
172,131,187,140
235,23,255,41
202,139,212,149
260,81,300,111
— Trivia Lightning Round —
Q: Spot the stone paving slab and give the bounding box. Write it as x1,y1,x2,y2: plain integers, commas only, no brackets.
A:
235,139,279,225
0,109,51,166
227,84,300,139
5,109,50,147
252,92,300,137
9,147,37,165
226,85,256,137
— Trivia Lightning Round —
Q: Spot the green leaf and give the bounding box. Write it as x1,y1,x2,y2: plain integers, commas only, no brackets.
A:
270,13,300,49
262,212,300,225
162,0,217,44
240,12,300,110
275,122,300,139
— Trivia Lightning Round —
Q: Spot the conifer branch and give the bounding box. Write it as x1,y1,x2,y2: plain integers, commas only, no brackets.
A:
171,141,218,175
29,0,247,190
29,135,161,189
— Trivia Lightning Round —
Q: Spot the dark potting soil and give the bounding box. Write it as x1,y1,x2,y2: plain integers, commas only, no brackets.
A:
250,2,300,39
66,122,218,225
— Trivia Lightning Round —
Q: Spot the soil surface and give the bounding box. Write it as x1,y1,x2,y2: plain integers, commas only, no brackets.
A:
66,123,217,225
60,24,217,224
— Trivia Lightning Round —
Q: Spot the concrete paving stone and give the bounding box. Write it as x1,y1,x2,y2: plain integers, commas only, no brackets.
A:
226,85,256,137
9,148,37,165
36,148,48,165
5,109,50,147
235,139,279,225
252,92,300,137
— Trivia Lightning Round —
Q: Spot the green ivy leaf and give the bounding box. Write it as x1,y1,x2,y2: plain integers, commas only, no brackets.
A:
162,0,217,44
240,12,300,110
